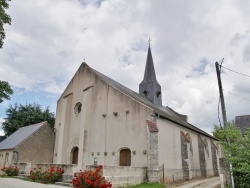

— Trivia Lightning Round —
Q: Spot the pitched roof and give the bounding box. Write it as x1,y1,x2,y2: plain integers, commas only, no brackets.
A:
0,122,46,150
89,63,215,140
141,47,158,84
235,115,250,134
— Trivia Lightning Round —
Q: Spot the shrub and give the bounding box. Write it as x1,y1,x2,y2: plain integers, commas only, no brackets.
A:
1,166,19,176
72,165,112,188
30,166,64,184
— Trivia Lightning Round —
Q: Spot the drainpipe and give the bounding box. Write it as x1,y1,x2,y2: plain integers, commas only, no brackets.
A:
52,128,56,163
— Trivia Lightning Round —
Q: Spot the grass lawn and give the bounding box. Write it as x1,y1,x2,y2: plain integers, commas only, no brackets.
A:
126,183,165,188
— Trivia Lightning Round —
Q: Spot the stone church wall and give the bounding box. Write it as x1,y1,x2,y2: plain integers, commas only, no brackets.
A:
53,63,220,185
54,65,152,172
157,118,218,183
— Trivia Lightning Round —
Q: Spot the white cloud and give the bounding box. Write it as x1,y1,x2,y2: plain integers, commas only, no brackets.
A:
1,0,250,134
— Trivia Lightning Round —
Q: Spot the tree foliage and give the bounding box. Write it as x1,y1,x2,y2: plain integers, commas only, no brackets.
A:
0,80,13,103
213,122,250,185
2,103,55,136
0,0,11,48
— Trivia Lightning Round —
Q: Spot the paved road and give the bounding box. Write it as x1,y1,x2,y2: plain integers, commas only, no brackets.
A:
0,176,220,188
176,177,220,188
0,178,66,188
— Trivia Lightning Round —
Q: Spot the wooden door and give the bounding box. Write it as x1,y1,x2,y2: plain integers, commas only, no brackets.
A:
72,147,79,164
119,149,131,166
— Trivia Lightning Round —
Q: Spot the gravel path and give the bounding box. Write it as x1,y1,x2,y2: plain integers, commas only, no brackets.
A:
0,178,67,188
176,177,220,188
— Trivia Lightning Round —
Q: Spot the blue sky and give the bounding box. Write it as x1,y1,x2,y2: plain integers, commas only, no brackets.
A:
1,0,250,135
0,88,59,135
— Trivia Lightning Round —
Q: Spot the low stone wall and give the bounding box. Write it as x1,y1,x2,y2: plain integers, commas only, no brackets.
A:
87,165,147,187
13,162,31,176
160,168,218,183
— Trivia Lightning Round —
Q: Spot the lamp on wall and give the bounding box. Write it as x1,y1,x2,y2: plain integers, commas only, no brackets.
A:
113,112,118,116
94,157,98,166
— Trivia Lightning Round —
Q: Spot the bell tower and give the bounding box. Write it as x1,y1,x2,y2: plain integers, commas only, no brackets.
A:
139,42,162,106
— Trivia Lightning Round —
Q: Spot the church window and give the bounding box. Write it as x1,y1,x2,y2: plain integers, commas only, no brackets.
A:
74,102,82,115
71,147,79,164
119,149,131,166
156,91,161,98
143,91,148,96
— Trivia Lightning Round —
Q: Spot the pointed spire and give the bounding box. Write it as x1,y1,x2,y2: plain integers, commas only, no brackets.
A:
139,41,162,106
142,45,158,83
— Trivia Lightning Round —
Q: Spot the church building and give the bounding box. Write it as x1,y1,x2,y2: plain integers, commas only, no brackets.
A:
53,44,220,186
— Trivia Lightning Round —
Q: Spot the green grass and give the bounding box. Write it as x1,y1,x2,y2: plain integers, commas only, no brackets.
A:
0,175,10,178
126,183,165,188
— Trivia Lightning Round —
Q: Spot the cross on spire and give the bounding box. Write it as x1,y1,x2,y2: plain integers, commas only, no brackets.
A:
147,37,151,48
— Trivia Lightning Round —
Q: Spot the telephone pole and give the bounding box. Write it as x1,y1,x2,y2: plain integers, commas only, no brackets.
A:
215,61,235,188
215,61,227,127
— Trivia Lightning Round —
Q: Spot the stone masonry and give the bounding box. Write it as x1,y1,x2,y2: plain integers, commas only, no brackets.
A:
146,120,160,183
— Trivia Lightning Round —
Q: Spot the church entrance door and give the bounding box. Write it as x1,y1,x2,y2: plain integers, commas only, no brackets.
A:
119,149,131,166
72,147,79,164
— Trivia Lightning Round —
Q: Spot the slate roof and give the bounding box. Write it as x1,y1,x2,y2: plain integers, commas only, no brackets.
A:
235,115,250,134
141,47,159,84
0,122,46,150
91,64,215,140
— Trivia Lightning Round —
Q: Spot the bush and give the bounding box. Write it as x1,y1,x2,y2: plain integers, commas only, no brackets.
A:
72,165,112,188
30,166,64,184
1,166,19,176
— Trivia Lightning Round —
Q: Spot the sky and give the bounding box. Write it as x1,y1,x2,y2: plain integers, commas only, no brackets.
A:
1,0,250,136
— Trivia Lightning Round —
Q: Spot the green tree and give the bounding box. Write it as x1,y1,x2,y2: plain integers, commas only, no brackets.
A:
0,80,13,103
213,122,250,186
2,103,55,136
0,0,11,48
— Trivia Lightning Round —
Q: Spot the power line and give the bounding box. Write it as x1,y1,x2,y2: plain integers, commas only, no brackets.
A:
221,65,250,78
225,90,250,102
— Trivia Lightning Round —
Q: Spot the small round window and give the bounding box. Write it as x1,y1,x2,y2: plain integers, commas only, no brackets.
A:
74,102,82,115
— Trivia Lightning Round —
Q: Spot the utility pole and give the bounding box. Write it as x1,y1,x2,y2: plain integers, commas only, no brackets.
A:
215,61,227,127
215,61,235,188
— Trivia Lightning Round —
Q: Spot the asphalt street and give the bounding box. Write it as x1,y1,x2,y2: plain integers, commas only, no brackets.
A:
0,178,66,188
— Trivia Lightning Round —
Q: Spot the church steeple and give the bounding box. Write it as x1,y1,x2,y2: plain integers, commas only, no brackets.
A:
139,43,162,106
142,45,158,83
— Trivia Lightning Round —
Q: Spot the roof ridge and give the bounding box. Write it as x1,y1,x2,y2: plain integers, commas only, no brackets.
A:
18,121,47,129
90,65,214,139
236,115,250,117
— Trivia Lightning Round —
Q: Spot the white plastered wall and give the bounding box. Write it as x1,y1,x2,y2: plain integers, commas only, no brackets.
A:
54,64,153,171
157,117,217,182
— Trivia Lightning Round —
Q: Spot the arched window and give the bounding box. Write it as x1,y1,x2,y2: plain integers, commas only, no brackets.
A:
119,148,131,166
143,91,148,96
72,147,79,164
156,91,161,98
